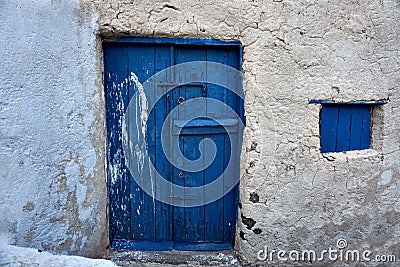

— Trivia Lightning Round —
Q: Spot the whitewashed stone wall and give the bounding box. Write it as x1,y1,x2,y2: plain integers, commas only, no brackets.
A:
0,0,107,257
1,0,399,264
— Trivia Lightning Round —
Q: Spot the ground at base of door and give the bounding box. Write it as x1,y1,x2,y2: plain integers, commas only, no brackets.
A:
104,250,247,267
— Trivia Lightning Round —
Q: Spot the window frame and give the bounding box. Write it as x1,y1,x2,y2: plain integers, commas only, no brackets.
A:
309,99,387,153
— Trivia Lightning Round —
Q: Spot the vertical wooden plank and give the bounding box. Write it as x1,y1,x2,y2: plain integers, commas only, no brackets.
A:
349,106,362,150
336,106,351,152
183,134,205,242
127,45,156,241
143,46,157,242
154,45,173,241
320,105,339,153
206,48,228,118
349,105,371,151
360,105,371,149
223,141,237,244
204,48,226,242
226,48,240,115
203,133,224,241
172,47,186,243
182,47,207,242
223,47,240,243
103,44,131,241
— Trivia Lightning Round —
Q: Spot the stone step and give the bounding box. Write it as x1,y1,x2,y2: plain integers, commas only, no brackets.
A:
105,250,244,267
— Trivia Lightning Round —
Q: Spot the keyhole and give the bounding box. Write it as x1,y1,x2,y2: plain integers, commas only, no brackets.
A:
179,171,184,178
178,96,185,104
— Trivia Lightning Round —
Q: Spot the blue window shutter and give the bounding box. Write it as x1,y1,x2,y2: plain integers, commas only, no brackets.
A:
320,104,371,153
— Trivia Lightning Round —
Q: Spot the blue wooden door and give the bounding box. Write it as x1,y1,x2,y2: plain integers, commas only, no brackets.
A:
103,38,243,250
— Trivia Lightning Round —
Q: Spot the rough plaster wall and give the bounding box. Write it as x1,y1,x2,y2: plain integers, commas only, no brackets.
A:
1,0,399,264
90,0,400,265
0,1,107,257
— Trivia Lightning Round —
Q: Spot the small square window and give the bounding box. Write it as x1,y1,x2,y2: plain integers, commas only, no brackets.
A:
320,104,371,153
